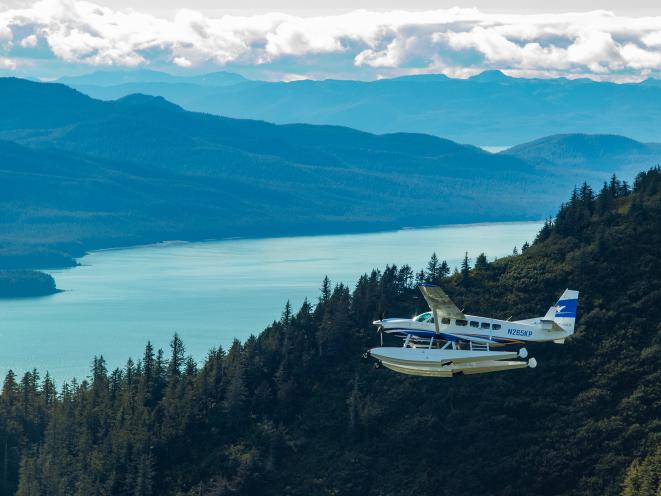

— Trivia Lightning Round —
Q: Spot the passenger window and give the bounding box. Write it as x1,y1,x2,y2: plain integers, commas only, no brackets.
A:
481,322,491,329
456,319,468,326
441,317,450,325
492,324,501,330
470,321,479,328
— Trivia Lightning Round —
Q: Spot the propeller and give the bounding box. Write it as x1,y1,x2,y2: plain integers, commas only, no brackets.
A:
376,311,385,346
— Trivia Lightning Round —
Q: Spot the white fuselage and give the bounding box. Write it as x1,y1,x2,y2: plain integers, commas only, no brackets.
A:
374,312,570,345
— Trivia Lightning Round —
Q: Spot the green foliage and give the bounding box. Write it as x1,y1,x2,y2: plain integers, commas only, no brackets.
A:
423,253,450,285
1,168,660,495
474,252,489,270
622,443,661,496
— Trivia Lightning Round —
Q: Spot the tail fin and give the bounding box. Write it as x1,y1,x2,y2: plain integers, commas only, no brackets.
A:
544,289,579,334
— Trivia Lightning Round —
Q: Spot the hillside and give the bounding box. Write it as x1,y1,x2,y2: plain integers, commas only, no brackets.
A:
0,78,586,260
1,168,659,495
503,134,661,178
0,270,57,298
68,70,661,145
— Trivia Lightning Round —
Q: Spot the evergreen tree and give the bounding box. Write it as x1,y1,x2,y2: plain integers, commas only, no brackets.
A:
282,300,292,324
141,341,156,406
396,265,414,290
320,276,331,303
474,253,488,270
460,252,470,280
167,333,185,379
425,253,440,283
223,358,248,428
439,260,450,279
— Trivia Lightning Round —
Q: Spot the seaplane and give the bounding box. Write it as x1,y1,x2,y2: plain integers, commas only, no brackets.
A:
366,284,579,377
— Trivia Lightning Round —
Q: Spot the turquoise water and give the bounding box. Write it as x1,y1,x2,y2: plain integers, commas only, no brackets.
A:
0,222,541,383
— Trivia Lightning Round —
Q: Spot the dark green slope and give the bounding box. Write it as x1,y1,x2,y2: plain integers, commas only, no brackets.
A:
3,169,660,495
0,134,538,252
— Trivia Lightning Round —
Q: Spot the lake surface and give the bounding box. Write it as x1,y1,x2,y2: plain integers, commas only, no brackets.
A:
480,145,511,153
0,222,542,383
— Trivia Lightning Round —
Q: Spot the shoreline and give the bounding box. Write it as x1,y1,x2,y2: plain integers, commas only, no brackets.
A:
78,219,545,258
7,219,545,298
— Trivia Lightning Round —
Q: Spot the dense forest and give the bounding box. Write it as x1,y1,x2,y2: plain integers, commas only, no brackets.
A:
1,169,660,495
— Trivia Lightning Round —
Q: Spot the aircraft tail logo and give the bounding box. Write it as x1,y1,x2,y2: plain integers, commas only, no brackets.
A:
552,289,579,333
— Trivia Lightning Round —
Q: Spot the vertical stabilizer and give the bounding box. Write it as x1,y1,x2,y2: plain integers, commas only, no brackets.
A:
552,289,579,334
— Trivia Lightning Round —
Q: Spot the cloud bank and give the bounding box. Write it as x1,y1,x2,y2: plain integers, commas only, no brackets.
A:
2,0,661,80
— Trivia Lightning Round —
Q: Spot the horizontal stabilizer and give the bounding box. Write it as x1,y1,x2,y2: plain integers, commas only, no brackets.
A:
540,319,567,332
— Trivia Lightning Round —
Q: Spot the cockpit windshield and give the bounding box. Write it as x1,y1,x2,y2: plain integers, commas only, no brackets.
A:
414,312,433,322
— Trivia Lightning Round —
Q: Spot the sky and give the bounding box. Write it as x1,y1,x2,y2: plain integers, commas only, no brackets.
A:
1,0,661,81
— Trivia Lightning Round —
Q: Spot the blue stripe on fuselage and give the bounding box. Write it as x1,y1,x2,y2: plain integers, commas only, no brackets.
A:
384,328,520,344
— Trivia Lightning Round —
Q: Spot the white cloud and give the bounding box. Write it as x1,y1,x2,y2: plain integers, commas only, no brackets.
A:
1,0,661,80
19,33,37,47
173,55,191,67
0,56,15,68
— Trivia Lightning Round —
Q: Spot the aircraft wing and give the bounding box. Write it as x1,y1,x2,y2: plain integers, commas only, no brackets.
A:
418,284,465,323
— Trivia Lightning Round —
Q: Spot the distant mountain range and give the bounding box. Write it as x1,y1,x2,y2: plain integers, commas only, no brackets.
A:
2,76,661,268
57,69,248,87
64,70,661,145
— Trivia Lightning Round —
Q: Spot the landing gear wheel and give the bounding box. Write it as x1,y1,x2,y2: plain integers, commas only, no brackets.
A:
362,351,370,360
374,361,382,369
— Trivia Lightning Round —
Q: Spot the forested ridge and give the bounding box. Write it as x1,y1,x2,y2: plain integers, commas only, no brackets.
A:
3,78,661,297
3,78,661,273
1,169,660,495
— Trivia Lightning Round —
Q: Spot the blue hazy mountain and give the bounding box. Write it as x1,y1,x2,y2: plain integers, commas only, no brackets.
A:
67,70,661,145
503,134,661,178
2,77,660,263
57,69,247,87
0,77,535,251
